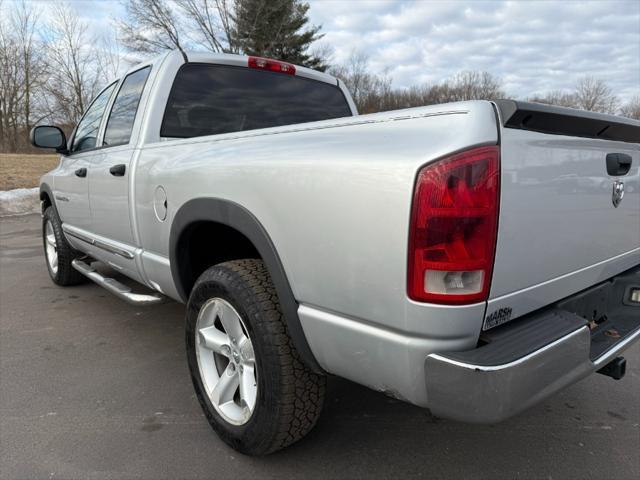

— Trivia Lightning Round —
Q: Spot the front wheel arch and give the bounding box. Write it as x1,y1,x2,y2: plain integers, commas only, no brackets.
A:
39,183,57,217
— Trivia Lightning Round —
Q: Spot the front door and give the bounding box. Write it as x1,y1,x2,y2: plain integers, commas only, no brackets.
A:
53,152,92,230
54,83,117,230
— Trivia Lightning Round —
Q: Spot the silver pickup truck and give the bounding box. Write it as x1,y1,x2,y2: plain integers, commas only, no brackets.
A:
31,50,639,455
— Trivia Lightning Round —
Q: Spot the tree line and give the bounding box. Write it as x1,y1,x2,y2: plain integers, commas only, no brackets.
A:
1,1,120,152
1,0,638,153
332,51,639,117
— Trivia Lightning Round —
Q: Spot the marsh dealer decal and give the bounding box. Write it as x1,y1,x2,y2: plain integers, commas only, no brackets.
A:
484,307,513,330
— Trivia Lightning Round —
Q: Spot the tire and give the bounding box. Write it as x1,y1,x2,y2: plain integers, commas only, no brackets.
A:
42,206,86,286
186,259,326,455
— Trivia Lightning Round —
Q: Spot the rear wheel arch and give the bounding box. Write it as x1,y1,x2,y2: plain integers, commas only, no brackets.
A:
169,198,323,373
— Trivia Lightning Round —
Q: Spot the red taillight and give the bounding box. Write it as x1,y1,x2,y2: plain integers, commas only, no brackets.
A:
408,146,500,304
248,56,296,75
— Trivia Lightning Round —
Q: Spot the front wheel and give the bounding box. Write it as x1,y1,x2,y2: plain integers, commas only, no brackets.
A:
186,259,326,455
42,206,86,286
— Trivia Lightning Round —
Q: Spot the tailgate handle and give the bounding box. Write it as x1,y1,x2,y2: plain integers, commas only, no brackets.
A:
606,153,632,176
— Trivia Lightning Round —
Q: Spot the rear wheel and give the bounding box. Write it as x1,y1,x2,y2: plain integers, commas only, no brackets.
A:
42,206,86,286
186,259,325,455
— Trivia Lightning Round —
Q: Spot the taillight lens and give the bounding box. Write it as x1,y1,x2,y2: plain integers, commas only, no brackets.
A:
408,146,500,304
248,56,296,75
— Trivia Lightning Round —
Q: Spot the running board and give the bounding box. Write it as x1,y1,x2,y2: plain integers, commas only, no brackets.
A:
71,259,165,306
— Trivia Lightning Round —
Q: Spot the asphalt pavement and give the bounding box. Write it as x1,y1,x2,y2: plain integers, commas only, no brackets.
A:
1,213,639,479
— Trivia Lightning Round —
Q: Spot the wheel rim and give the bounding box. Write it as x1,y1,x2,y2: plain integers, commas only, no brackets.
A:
44,220,58,275
195,298,258,426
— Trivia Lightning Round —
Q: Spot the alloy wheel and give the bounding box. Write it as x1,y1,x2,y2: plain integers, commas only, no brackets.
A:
44,220,58,275
195,297,258,425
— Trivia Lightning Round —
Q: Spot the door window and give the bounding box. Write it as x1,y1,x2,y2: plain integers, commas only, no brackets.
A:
103,67,151,147
70,83,117,153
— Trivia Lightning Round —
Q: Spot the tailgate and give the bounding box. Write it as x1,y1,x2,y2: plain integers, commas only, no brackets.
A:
486,101,640,329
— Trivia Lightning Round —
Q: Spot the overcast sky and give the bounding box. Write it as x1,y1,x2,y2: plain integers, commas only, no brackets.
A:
37,0,640,102
307,0,640,101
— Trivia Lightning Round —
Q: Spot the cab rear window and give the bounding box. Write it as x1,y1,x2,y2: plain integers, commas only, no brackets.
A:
161,63,352,138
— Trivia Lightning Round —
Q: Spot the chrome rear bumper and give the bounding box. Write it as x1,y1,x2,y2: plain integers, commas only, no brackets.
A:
425,266,640,423
426,325,639,423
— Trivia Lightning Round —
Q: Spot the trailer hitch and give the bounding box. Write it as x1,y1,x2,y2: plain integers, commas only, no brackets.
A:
597,356,626,380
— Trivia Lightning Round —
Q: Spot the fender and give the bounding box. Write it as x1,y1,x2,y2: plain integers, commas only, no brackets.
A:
169,197,323,373
39,183,59,217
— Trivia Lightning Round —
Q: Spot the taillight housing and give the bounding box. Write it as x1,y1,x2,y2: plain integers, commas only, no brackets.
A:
248,56,296,75
408,146,500,304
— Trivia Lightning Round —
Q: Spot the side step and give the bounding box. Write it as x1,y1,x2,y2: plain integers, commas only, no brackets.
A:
72,259,165,306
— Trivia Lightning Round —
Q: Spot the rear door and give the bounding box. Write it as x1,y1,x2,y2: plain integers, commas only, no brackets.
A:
86,66,151,271
486,101,640,327
89,67,150,246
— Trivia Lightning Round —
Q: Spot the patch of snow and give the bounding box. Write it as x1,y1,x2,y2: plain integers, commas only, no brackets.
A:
0,187,40,216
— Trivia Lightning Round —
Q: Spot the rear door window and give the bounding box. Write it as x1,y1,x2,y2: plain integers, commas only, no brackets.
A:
161,64,352,138
103,67,151,147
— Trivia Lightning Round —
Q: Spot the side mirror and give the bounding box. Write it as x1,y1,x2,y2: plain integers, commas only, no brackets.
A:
29,126,68,154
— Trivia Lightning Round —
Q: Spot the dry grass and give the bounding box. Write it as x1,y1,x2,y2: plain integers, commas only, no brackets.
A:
0,154,59,190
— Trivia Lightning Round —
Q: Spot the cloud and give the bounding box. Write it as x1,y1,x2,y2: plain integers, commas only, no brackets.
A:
309,0,640,102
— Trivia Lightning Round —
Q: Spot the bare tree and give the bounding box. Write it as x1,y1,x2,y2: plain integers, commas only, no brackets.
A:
96,29,123,83
528,77,620,114
329,51,370,107
329,51,392,113
574,76,618,113
44,3,106,124
0,0,48,151
0,4,21,151
175,0,237,52
12,1,45,130
528,89,578,108
447,71,505,102
619,96,640,120
308,42,334,69
118,0,186,56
